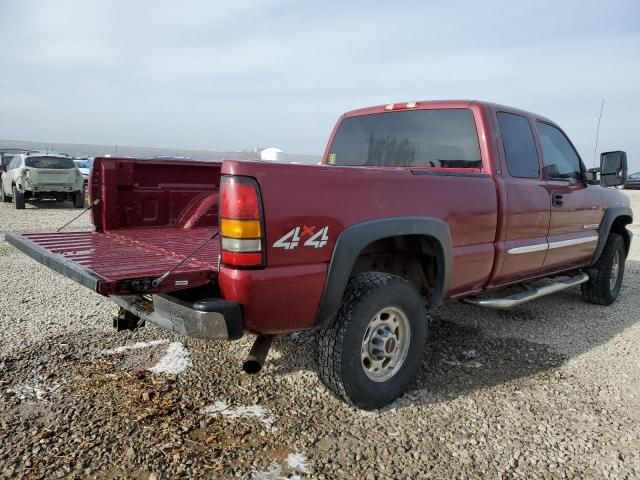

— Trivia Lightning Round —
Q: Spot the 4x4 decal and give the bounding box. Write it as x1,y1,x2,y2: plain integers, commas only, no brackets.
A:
273,226,329,250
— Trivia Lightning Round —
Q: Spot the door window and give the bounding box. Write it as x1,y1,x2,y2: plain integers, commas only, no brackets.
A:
537,122,582,180
497,112,539,178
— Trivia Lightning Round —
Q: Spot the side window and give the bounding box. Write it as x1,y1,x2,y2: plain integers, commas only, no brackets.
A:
8,157,19,170
497,112,539,178
537,122,582,180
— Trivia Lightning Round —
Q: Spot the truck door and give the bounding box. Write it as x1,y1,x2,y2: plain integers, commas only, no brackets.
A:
535,121,603,271
490,111,550,285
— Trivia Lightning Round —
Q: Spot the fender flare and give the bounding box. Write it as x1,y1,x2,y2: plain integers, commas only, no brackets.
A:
315,217,453,327
592,205,633,264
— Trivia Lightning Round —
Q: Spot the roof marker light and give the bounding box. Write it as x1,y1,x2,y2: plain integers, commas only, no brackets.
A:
385,102,419,111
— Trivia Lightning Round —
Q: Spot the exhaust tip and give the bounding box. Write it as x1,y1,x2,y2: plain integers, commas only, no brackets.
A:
242,359,262,374
242,334,274,375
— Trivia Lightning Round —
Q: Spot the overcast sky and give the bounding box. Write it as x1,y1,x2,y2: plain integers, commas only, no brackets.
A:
1,1,639,169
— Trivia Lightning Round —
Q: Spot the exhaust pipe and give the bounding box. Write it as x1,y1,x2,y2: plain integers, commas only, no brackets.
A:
242,335,274,374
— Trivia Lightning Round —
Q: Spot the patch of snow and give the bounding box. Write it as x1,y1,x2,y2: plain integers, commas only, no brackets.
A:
288,331,315,344
202,400,275,429
459,349,477,360
101,339,169,355
251,461,303,480
251,463,282,480
286,452,309,473
442,359,483,368
148,342,192,375
6,376,62,401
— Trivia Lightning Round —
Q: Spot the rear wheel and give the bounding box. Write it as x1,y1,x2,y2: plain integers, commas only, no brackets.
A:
581,233,626,305
13,186,25,209
0,182,11,202
72,190,85,208
317,272,428,409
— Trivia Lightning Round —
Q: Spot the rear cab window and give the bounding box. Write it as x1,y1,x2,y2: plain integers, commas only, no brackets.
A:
327,109,481,169
536,122,583,180
25,156,76,169
497,112,540,178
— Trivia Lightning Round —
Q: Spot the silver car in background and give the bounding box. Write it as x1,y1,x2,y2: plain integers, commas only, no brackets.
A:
0,153,85,209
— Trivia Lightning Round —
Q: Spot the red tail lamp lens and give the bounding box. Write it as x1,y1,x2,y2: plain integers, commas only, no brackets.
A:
221,251,263,266
220,175,265,268
220,177,260,219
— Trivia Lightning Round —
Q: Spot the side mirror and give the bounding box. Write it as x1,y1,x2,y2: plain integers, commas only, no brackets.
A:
600,151,627,187
585,167,600,185
543,164,561,179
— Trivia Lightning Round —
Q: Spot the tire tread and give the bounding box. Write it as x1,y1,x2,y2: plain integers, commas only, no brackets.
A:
581,233,625,305
317,272,424,407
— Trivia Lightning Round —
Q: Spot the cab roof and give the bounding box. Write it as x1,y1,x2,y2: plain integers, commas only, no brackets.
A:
342,99,556,125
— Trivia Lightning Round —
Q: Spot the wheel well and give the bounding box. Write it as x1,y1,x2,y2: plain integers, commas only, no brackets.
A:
350,235,438,299
610,215,632,254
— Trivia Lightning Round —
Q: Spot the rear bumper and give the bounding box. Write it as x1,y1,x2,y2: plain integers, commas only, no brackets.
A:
110,293,243,340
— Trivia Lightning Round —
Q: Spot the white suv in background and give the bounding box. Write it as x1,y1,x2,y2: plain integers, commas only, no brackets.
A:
0,153,85,209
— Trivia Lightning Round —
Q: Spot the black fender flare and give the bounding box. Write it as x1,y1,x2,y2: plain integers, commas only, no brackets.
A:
315,217,453,327
592,205,633,264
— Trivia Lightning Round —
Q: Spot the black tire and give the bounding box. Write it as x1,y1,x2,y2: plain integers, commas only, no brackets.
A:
0,182,11,202
72,191,85,208
581,233,626,305
12,186,25,210
317,272,428,410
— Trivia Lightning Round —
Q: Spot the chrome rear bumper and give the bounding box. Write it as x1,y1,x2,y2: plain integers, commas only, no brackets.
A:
110,293,243,340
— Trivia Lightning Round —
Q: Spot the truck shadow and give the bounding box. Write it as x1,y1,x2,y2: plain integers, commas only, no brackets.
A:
270,258,640,409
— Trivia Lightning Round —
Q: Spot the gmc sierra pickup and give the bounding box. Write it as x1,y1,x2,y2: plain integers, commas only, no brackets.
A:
6,100,632,409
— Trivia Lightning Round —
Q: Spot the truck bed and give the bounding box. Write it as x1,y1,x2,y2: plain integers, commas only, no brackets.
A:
5,157,224,296
6,227,220,295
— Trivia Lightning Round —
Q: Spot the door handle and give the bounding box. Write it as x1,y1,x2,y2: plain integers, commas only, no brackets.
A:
552,194,564,207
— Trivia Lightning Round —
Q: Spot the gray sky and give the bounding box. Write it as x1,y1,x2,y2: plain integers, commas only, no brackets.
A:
1,1,639,169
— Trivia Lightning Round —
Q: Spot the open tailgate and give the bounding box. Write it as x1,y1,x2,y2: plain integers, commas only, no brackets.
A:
6,227,220,296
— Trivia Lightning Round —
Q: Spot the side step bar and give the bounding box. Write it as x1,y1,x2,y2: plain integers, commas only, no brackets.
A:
463,273,589,309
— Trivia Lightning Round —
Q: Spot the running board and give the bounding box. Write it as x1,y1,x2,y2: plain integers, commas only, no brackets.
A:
463,273,589,309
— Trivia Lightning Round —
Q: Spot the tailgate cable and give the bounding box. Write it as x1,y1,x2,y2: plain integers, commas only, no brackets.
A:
151,231,220,288
56,199,100,232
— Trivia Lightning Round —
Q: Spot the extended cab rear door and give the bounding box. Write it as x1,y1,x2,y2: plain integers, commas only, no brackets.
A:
535,121,603,271
490,110,550,285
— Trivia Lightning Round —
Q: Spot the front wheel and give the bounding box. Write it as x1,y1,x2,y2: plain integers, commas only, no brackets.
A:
581,233,626,305
317,272,428,409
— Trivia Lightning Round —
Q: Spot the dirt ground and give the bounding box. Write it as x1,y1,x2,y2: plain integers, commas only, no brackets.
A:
1,191,639,479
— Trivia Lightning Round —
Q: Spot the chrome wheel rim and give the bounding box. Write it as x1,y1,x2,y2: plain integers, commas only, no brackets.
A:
610,251,620,290
361,306,411,382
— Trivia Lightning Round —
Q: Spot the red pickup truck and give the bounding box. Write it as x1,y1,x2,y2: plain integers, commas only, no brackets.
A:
6,100,632,409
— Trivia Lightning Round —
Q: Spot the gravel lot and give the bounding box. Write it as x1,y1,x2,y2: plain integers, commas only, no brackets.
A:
1,192,639,479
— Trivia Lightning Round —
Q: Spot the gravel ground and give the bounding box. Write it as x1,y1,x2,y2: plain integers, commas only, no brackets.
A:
1,193,639,479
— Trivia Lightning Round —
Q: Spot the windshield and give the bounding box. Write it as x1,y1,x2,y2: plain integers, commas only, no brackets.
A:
25,156,76,169
328,109,481,168
74,159,92,169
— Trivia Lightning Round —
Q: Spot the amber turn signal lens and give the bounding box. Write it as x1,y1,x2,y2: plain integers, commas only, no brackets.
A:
220,218,261,239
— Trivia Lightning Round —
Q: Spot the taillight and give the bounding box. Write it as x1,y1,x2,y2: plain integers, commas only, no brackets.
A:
219,176,264,267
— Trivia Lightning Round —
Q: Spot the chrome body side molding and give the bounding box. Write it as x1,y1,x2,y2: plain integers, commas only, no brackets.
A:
508,236,598,255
